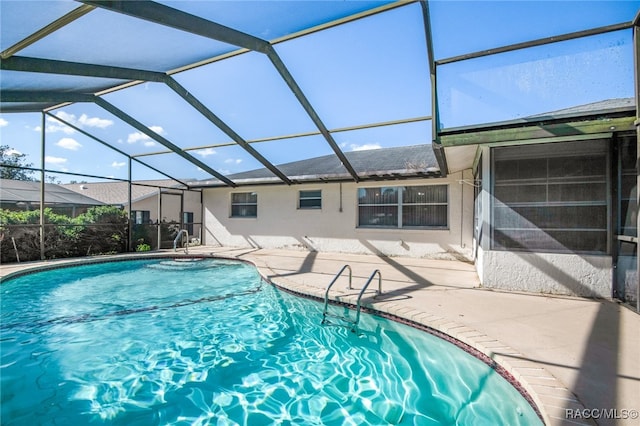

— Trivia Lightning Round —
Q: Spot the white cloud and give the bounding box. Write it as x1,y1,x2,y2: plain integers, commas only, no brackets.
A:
349,143,381,151
56,137,82,151
45,156,68,165
0,118,8,127
6,148,22,156
127,126,165,145
127,132,145,144
195,148,216,157
45,117,75,135
224,158,242,164
53,111,75,122
111,161,126,168
46,111,113,134
77,113,112,129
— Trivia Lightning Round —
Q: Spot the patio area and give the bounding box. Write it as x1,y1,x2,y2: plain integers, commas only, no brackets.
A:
2,247,638,425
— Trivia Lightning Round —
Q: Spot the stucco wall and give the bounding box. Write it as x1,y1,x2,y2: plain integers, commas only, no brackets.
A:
203,172,474,260
477,247,612,298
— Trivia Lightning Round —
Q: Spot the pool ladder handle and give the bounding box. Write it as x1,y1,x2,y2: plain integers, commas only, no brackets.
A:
321,265,382,332
353,269,382,330
173,229,189,254
321,264,353,325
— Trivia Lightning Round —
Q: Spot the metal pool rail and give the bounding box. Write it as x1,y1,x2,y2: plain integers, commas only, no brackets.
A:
322,265,382,332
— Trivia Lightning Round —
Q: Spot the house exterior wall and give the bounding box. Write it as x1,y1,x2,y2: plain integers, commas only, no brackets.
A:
477,247,612,298
131,197,160,222
203,172,474,260
131,191,202,240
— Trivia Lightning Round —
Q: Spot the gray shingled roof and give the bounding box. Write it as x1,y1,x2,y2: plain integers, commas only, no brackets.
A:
61,179,180,206
1,179,104,206
527,97,635,119
214,144,439,185
56,145,438,192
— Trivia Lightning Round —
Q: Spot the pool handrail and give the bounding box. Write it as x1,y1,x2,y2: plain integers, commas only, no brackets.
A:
353,269,382,331
173,229,189,254
321,264,352,325
321,266,382,333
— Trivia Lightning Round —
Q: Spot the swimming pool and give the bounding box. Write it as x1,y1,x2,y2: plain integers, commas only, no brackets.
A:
1,258,542,425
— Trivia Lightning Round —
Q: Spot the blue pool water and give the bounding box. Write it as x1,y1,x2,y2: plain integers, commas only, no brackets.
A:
1,258,542,425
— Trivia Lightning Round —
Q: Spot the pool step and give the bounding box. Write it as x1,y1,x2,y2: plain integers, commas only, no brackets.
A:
145,259,205,270
322,311,357,326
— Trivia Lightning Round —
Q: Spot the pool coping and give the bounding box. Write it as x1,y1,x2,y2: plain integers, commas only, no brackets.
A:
0,251,597,425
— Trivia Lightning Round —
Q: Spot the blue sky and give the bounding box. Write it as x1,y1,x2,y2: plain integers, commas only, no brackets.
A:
0,0,638,183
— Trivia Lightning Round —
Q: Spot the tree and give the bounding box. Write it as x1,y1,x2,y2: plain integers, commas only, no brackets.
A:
0,145,35,181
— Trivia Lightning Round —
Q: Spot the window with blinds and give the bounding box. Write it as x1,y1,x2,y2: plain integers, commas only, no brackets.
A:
299,190,322,209
491,140,609,253
358,185,448,228
230,192,257,218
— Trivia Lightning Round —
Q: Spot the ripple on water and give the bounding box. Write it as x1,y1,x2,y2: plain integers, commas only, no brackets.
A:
1,259,542,425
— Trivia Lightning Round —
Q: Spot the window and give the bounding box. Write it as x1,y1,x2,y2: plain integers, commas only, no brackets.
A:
358,187,399,227
299,190,322,209
491,140,608,253
183,211,194,235
402,185,448,227
358,185,448,228
132,210,150,224
231,192,257,218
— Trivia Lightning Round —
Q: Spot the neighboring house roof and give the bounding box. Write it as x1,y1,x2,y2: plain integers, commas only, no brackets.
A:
0,179,104,206
196,144,439,187
62,179,181,206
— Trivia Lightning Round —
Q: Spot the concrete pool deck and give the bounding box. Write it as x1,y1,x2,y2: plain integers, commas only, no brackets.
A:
1,246,638,426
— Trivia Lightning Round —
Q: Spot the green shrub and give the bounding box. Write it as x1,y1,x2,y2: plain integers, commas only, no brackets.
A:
135,243,152,252
72,206,128,256
0,206,128,263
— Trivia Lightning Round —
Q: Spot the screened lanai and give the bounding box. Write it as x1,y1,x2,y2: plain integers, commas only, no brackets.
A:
3,5,640,425
2,0,638,182
1,1,639,308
